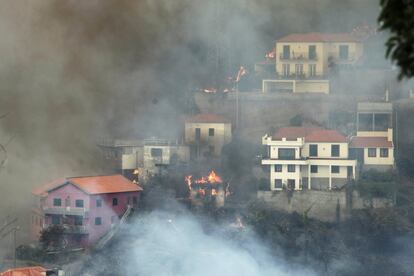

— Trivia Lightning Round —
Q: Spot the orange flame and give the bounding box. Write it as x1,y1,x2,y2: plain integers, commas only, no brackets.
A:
185,175,192,190
211,189,218,196
207,170,222,183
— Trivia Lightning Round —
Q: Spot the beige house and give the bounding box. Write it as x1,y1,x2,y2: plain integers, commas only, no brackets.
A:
184,113,232,159
262,127,357,191
263,32,363,94
350,102,395,171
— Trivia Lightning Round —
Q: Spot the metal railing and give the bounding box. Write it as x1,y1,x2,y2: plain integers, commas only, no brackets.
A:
279,52,317,61
42,206,89,217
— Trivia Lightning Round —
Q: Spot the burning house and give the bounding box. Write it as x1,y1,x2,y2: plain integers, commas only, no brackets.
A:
185,171,227,208
31,175,142,248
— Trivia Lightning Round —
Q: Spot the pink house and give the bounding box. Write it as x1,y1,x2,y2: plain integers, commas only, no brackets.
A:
31,175,143,248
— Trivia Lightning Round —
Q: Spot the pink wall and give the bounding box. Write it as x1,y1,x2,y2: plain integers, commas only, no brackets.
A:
31,182,141,246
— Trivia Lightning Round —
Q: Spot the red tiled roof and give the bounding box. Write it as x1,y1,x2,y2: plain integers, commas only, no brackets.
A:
277,32,360,43
273,127,347,142
1,266,47,276
33,175,142,196
68,175,143,195
32,178,67,196
350,136,393,148
185,113,231,124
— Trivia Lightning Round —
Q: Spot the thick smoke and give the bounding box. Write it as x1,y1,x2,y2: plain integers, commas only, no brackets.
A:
74,210,316,276
0,0,382,243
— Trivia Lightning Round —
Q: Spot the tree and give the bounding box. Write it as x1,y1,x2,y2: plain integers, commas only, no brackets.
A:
379,0,414,79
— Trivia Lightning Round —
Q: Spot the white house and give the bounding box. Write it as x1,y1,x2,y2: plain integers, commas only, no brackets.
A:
262,127,357,191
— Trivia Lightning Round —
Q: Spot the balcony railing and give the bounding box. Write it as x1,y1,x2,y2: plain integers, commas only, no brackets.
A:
279,53,317,61
44,223,89,234
42,206,89,217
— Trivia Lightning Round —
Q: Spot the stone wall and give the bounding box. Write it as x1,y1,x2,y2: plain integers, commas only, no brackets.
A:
257,190,393,222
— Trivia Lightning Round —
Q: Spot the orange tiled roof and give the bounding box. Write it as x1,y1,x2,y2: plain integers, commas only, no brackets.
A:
33,175,142,196
185,113,231,124
350,136,393,148
273,127,347,142
277,32,360,43
1,266,47,276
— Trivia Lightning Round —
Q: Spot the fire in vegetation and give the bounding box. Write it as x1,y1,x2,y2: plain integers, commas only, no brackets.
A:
185,171,228,207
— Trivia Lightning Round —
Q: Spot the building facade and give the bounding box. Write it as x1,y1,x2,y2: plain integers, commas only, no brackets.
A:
31,175,142,248
350,102,395,171
184,114,232,159
98,138,190,178
263,33,363,94
262,127,357,191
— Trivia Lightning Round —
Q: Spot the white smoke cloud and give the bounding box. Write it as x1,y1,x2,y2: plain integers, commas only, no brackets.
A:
76,210,316,276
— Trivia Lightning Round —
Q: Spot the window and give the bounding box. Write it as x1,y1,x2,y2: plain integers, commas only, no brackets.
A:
282,64,290,77
295,64,304,76
368,148,376,157
339,45,349,60
282,45,290,59
380,148,389,157
208,145,215,154
195,128,201,141
287,179,295,189
95,217,102,225
208,128,215,136
112,198,118,206
96,199,102,208
133,196,138,204
53,198,61,207
74,216,83,226
288,165,296,172
75,199,84,208
151,148,162,157
274,165,282,172
311,165,318,173
51,215,60,225
309,145,318,157
275,179,283,189
127,196,131,205
278,148,295,160
331,145,340,157
309,64,316,77
308,45,316,60
331,166,340,173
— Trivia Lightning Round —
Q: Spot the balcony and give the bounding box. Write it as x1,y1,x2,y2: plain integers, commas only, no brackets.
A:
279,52,317,61
44,223,89,235
42,206,89,217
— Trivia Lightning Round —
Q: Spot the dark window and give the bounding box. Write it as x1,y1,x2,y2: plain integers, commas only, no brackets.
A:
151,148,162,157
331,166,340,173
275,179,283,189
51,215,60,225
368,148,376,157
380,148,389,157
195,128,201,141
283,45,290,59
112,198,118,206
127,196,131,205
311,165,318,173
309,145,318,157
95,217,102,225
308,45,316,60
208,128,215,136
278,148,295,160
133,196,138,204
65,197,70,207
288,165,296,172
287,179,295,189
274,165,282,172
74,216,83,226
331,145,340,157
374,113,391,131
53,198,61,207
339,45,349,60
208,145,215,154
96,199,102,208
358,113,374,131
75,200,84,208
